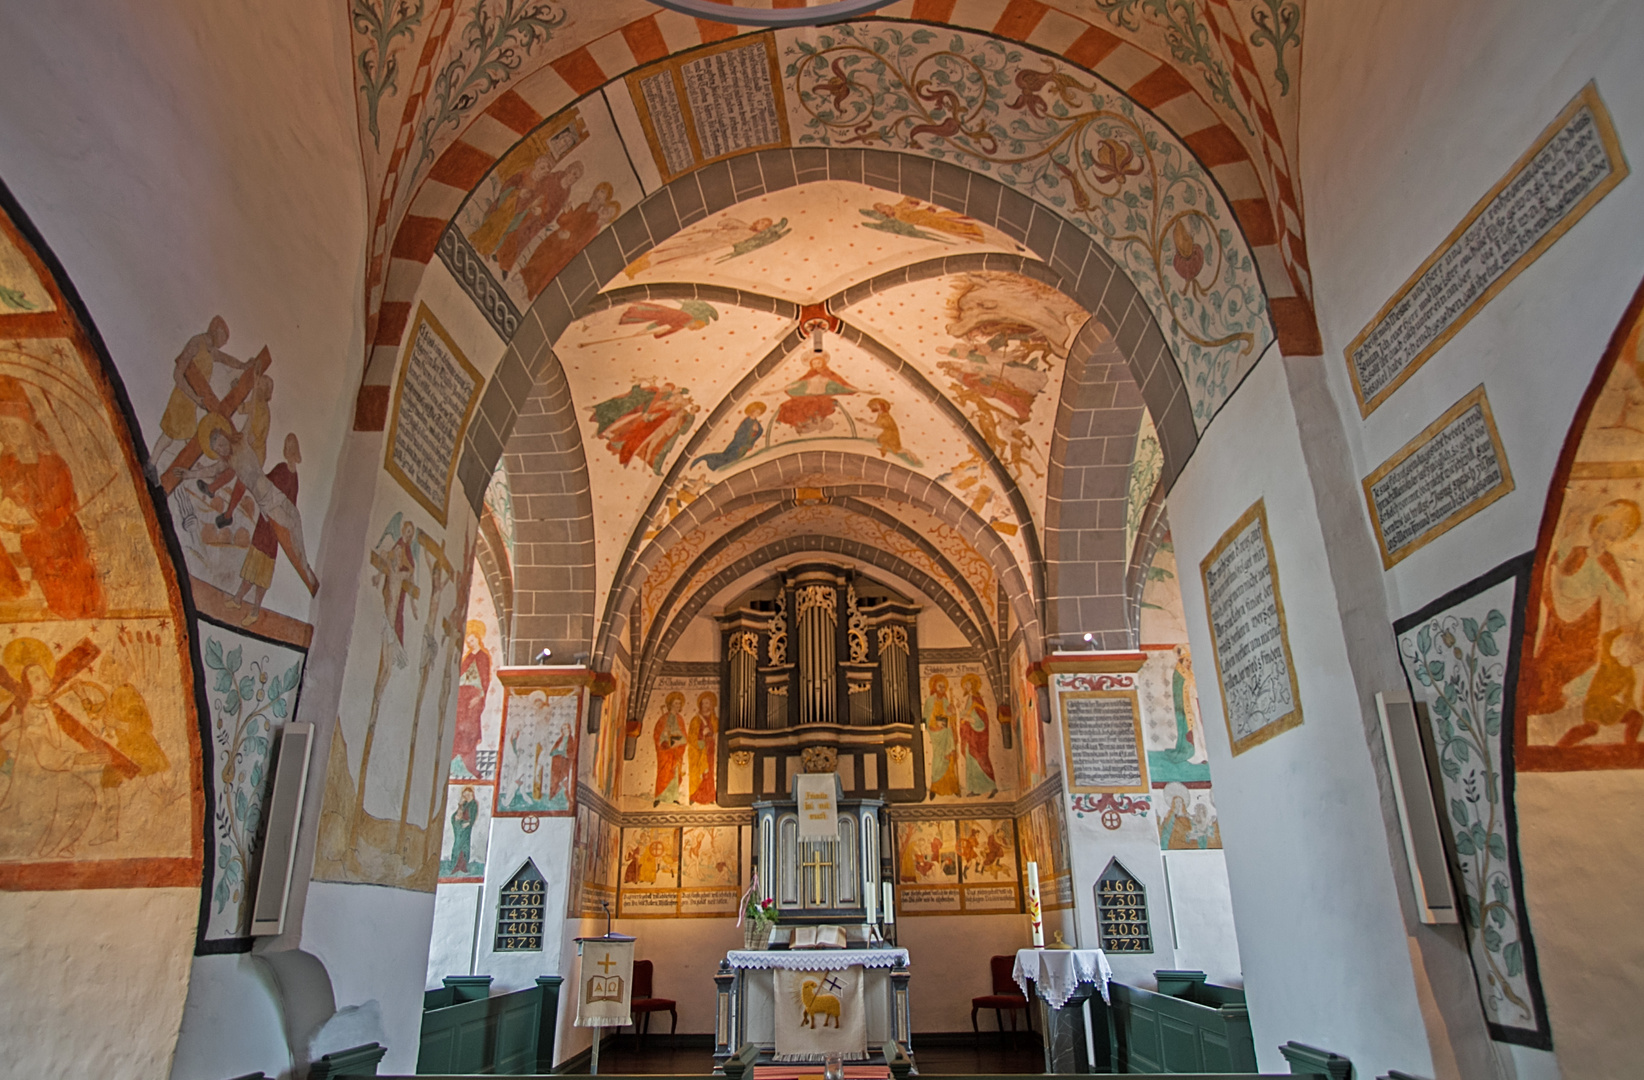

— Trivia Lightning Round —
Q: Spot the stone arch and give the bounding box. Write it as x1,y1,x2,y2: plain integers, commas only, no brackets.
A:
635,496,1004,692
1043,317,1151,650
596,450,1041,671
633,533,1002,724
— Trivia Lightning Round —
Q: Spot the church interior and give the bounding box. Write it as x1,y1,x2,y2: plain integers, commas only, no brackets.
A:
1,1,1642,1078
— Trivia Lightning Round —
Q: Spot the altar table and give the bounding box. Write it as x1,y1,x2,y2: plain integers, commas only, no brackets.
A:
1013,948,1113,1073
713,949,911,1071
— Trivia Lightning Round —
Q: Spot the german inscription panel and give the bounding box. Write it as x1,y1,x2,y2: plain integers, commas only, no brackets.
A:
388,313,479,520
1350,92,1624,410
638,71,694,177
680,42,782,161
1204,508,1299,750
1063,695,1143,790
1369,394,1509,562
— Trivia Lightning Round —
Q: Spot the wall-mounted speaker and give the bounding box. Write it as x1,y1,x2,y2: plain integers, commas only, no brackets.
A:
251,721,314,937
1375,691,1459,925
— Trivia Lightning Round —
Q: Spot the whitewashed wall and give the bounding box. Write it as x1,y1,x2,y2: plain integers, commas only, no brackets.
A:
1301,2,1644,1078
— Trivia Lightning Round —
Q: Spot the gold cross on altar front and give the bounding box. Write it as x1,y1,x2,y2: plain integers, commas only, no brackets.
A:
801,848,833,905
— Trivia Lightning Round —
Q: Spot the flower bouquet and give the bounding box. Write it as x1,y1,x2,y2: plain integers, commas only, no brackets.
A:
739,875,779,950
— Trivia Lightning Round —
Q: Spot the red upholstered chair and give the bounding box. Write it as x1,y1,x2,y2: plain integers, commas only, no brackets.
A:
971,954,1033,1043
629,959,677,1038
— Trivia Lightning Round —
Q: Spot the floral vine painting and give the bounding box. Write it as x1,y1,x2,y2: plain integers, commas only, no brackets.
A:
783,23,1273,431
200,621,306,948
1395,554,1551,1048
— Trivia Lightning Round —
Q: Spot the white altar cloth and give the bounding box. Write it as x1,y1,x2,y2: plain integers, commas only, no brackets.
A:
727,948,909,970
1012,948,1113,1007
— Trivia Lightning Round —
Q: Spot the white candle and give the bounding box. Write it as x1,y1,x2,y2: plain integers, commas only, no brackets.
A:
1026,861,1044,947
882,881,895,924
866,876,877,924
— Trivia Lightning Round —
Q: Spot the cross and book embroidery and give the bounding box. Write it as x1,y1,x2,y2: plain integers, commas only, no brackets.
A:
585,950,625,1003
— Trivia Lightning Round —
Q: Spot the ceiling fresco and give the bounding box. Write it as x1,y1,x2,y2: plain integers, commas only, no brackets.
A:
618,180,1026,299
846,271,1092,530
556,298,795,609
354,3,1309,368
344,0,1317,708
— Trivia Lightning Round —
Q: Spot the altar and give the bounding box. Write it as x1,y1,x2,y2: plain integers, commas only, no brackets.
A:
713,948,911,1069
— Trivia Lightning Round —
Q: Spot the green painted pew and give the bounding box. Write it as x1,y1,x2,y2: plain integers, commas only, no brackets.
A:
1104,970,1256,1074
415,975,564,1075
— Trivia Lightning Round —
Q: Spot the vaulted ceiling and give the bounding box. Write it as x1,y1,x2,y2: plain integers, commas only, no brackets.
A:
347,0,1311,710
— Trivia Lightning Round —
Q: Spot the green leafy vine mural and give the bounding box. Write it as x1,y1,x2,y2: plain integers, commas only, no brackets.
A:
1091,0,1254,133
353,0,427,147
785,24,1272,431
1400,601,1537,1032
416,0,567,173
1248,0,1302,95
206,635,303,937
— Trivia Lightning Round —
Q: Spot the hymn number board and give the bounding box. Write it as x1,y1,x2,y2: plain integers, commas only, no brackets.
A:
1095,860,1152,954
495,861,546,952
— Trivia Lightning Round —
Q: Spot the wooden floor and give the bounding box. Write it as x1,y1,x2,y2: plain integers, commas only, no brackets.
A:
564,1034,1045,1075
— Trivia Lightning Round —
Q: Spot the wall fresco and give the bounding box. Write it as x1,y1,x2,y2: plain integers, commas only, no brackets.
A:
919,661,1015,801
200,621,306,945
0,308,198,888
1519,291,1644,770
495,685,578,816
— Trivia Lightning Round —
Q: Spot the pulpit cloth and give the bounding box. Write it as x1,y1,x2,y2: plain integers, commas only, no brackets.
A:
1012,947,1113,1007
575,937,636,1027
727,948,908,970
773,966,867,1061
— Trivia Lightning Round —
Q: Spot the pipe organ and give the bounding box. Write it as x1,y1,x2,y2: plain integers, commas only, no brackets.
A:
716,563,926,805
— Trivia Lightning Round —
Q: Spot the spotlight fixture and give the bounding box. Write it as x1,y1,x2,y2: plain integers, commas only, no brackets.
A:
1082,632,1096,646
643,0,893,28
536,648,553,664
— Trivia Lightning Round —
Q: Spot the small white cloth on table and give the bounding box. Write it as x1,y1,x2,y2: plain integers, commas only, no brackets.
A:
726,948,909,970
1012,948,1113,1007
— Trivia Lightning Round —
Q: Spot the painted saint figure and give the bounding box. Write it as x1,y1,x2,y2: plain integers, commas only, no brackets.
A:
652,692,688,807
448,786,479,875
714,216,791,262
520,181,621,299
958,673,997,797
0,376,104,619
923,674,960,798
687,691,717,805
694,402,765,471
453,620,493,779
858,197,985,244
777,351,857,435
591,382,698,474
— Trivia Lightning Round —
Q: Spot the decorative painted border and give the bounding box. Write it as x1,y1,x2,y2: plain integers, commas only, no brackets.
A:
383,301,483,527
1362,385,1515,569
1199,498,1303,756
1057,689,1150,795
1393,552,1552,1048
1347,82,1628,417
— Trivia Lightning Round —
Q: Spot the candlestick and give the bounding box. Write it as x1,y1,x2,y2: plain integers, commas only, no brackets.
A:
1026,861,1044,947
882,881,895,924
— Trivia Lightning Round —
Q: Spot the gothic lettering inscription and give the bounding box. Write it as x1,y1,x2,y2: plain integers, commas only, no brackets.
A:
628,36,788,182
1348,84,1627,414
1365,387,1514,567
385,303,481,526
1201,501,1303,754
638,72,694,177
1059,692,1147,793
680,42,783,160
